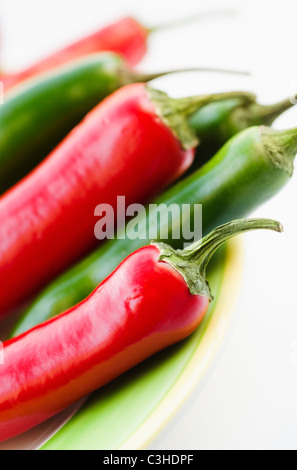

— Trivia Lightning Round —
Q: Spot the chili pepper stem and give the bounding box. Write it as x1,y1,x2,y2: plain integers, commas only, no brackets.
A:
148,88,256,150
173,91,256,117
147,9,237,34
261,126,297,176
155,218,283,299
256,98,295,126
271,127,297,157
132,67,250,83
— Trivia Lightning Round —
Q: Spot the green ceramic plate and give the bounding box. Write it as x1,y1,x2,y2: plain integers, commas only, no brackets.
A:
39,240,243,450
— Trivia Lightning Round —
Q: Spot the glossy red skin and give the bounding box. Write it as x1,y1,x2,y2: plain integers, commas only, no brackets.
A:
1,17,147,91
0,245,209,442
0,83,194,315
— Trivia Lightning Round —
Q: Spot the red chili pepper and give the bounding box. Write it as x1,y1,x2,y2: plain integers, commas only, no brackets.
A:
0,84,186,313
0,84,254,316
0,218,282,442
1,18,147,91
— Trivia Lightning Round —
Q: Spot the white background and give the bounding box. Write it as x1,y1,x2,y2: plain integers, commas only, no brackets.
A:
1,0,297,450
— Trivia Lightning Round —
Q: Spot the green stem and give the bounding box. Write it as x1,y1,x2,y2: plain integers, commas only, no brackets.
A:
256,98,295,126
156,218,283,299
269,127,297,159
148,88,257,150
174,91,256,117
147,9,237,34
134,67,250,83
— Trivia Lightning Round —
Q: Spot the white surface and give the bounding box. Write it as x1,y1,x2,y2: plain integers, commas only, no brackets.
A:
0,0,297,450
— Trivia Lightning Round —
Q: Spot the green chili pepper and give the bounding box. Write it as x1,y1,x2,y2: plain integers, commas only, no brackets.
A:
11,124,297,338
188,96,294,168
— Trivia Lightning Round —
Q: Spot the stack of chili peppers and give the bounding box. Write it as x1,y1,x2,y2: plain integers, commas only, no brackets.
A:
0,12,296,443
